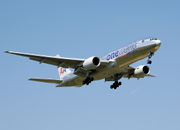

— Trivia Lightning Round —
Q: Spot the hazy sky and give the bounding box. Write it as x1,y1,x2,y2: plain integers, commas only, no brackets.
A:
0,0,180,130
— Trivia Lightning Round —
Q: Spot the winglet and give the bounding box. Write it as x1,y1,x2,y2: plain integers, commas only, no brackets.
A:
5,51,15,54
5,51,10,53
147,74,156,77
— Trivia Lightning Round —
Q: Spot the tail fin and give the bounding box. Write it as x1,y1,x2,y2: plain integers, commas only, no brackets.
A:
56,54,72,80
58,67,72,80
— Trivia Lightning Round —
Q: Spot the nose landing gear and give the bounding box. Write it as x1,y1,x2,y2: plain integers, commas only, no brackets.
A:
147,60,152,64
110,81,122,89
147,52,154,64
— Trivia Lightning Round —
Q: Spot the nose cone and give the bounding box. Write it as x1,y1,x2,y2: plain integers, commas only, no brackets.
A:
155,40,161,46
154,40,161,50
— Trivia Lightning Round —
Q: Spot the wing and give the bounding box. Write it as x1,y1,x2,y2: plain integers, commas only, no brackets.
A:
105,66,155,81
5,51,109,69
29,78,62,84
122,66,156,78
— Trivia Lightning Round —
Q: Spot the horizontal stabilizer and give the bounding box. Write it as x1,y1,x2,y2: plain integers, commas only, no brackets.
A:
29,78,62,84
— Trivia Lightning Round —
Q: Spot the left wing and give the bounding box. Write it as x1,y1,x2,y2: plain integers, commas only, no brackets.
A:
122,66,156,78
105,66,155,81
5,51,109,69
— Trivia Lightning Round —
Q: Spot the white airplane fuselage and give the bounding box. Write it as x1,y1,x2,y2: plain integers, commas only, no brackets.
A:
58,38,161,87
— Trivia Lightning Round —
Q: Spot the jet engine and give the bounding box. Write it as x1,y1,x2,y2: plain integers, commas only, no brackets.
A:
82,56,100,70
133,65,150,78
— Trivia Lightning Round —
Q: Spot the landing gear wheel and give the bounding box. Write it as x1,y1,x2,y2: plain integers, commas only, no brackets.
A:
110,81,122,89
147,60,152,64
114,86,118,89
83,77,94,85
147,52,153,64
148,52,154,58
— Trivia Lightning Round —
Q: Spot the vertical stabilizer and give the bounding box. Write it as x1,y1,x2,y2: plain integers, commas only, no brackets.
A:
56,54,72,80
58,67,72,80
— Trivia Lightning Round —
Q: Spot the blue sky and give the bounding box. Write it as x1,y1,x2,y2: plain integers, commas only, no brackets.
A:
0,0,180,130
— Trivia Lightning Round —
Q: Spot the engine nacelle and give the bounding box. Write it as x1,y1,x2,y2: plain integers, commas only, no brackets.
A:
133,65,150,78
82,56,100,70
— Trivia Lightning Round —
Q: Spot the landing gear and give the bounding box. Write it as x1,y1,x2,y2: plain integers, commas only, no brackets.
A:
110,81,122,89
147,60,152,64
83,77,94,85
147,52,154,64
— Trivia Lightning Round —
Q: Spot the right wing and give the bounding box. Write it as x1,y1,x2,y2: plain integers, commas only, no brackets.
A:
29,78,62,84
5,51,109,69
5,51,85,68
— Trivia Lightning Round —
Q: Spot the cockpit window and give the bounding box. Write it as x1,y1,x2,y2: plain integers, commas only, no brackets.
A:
150,38,157,40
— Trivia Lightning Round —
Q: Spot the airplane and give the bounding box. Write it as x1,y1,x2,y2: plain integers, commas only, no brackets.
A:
5,38,161,89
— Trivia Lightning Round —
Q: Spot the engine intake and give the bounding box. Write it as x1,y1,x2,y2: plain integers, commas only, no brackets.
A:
92,57,100,66
82,56,100,70
134,65,150,78
142,66,149,74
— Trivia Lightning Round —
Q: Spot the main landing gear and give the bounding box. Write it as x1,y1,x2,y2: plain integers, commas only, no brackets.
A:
147,52,154,64
83,77,94,85
110,81,122,89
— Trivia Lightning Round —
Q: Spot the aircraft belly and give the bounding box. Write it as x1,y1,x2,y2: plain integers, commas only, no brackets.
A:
60,45,159,85
59,76,84,87
93,48,153,81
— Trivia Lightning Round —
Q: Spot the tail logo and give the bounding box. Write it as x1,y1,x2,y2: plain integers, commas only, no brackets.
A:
60,68,66,75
